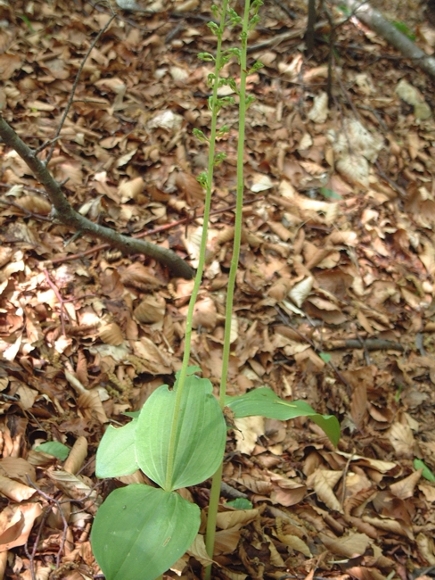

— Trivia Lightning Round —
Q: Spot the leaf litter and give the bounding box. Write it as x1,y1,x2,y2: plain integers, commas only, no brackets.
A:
1,0,435,578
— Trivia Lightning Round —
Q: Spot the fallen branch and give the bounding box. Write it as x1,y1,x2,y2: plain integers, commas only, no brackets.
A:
331,0,435,79
0,115,194,279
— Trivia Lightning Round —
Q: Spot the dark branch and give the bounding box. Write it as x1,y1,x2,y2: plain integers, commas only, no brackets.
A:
0,115,194,279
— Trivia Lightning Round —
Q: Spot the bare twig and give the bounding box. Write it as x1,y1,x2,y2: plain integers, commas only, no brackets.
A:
0,196,52,221
49,199,254,265
24,510,48,580
45,12,117,164
43,269,73,336
0,115,194,278
26,478,71,570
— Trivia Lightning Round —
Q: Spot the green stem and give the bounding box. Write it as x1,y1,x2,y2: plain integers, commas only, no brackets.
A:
164,0,229,492
218,1,251,409
205,2,253,577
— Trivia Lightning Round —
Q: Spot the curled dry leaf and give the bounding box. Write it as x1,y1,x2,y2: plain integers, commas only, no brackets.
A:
268,277,293,301
308,91,328,123
396,79,432,120
0,458,36,485
389,468,422,500
99,322,124,346
0,475,35,502
175,0,200,12
14,195,51,215
0,503,42,551
118,176,145,203
175,170,205,202
387,422,415,458
288,276,313,308
162,314,175,345
416,532,435,565
215,508,259,530
77,390,109,424
134,294,166,324
120,263,163,290
250,173,274,193
0,247,14,268
47,470,100,515
131,337,173,374
336,155,370,187
241,230,262,249
320,531,371,558
214,527,242,556
268,221,292,241
274,532,311,557
186,534,214,567
192,297,217,330
362,515,412,538
308,469,343,513
216,226,235,246
63,436,88,475
234,416,265,455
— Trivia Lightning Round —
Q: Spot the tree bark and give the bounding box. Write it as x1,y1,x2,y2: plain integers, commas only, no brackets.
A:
0,115,194,279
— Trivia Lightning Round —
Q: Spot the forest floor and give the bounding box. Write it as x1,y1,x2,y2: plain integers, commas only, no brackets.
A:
1,0,435,578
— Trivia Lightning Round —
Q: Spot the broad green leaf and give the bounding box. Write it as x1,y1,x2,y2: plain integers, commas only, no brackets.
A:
136,375,227,491
225,387,340,447
91,484,199,580
124,410,140,419
319,187,342,200
95,419,138,478
226,498,253,509
319,352,331,363
414,458,435,482
34,441,70,461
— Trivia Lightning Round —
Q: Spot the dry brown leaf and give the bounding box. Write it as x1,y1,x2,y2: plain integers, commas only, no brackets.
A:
118,177,145,203
416,532,435,565
192,297,217,330
134,295,166,324
15,195,52,215
234,416,264,455
309,469,343,513
77,390,109,424
0,475,35,502
274,532,311,557
320,531,372,558
99,322,124,346
389,469,422,500
362,515,412,538
387,422,416,458
215,509,259,530
0,458,36,485
120,263,163,290
63,436,88,475
0,53,22,80
0,503,42,552
214,527,242,556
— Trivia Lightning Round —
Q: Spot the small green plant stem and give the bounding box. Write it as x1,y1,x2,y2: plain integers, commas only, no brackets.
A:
205,2,252,578
217,1,250,411
163,0,230,492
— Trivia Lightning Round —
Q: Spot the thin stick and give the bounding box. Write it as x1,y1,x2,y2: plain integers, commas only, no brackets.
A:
43,268,73,336
45,12,117,164
49,199,258,265
0,115,194,278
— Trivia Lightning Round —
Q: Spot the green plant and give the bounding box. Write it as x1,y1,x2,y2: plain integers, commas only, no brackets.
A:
91,2,340,579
